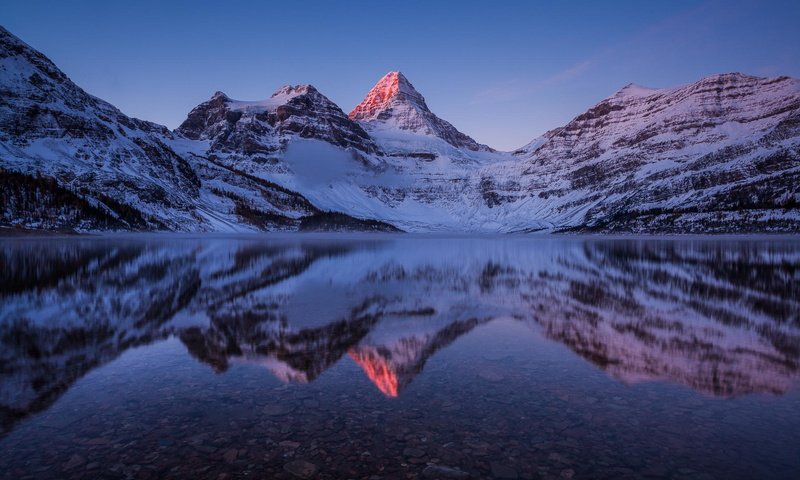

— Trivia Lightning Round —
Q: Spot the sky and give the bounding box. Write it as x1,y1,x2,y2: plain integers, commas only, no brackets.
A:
2,0,799,150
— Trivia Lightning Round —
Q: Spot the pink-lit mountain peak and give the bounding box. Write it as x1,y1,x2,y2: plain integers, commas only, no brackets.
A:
349,71,491,151
349,71,427,121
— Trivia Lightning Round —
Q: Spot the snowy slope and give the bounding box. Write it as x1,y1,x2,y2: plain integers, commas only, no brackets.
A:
495,73,800,232
0,26,202,230
199,70,799,233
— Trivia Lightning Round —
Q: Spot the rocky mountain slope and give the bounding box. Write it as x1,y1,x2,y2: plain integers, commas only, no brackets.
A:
1,25,798,233
0,26,397,233
0,26,201,230
492,73,800,232
177,85,381,162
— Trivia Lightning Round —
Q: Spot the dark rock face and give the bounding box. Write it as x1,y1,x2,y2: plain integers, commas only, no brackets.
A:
177,85,381,156
298,212,401,232
176,91,231,140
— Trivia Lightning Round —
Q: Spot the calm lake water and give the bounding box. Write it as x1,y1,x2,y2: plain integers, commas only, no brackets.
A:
1,235,799,480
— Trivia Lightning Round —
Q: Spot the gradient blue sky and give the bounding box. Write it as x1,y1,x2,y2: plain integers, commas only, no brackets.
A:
3,0,799,150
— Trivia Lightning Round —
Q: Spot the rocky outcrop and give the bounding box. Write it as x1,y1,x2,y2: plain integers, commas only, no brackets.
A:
178,85,381,156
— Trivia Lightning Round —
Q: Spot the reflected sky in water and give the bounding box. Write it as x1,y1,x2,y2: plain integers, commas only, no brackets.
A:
1,235,799,479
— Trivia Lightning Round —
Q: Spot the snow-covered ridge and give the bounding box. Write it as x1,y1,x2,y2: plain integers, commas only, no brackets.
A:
612,83,663,99
176,82,381,156
1,23,799,233
496,71,800,232
223,84,314,112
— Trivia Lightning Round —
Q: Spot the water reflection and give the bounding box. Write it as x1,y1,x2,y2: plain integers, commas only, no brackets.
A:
1,236,799,437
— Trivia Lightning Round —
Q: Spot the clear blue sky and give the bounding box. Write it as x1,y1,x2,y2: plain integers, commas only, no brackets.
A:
2,0,799,150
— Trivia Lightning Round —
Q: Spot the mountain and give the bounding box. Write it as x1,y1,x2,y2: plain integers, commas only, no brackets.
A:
496,72,800,232
0,25,200,231
166,71,800,233
172,71,509,233
349,71,492,152
0,26,398,233
178,84,381,158
172,84,392,229
1,25,798,233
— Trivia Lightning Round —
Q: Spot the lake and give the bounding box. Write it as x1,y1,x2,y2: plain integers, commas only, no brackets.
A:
1,235,799,479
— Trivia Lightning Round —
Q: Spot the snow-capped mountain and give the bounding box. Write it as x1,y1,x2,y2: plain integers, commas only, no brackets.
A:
178,84,381,159
163,70,800,233
0,26,396,232
494,73,800,232
0,26,200,231
349,71,491,152
1,24,798,233
173,73,509,232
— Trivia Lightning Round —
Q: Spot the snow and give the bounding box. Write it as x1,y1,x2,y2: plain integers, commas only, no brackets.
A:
614,83,662,98
226,85,311,112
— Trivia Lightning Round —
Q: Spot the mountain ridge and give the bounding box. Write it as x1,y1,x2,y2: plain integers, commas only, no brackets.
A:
1,25,798,233
0,25,398,233
497,71,800,232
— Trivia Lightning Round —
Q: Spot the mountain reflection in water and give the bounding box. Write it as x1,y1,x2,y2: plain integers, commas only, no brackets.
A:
1,236,799,438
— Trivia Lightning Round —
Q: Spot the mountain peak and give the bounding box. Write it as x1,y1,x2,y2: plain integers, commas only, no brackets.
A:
349,71,427,122
613,83,661,99
349,71,492,152
382,71,421,97
271,84,317,98
177,81,380,154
